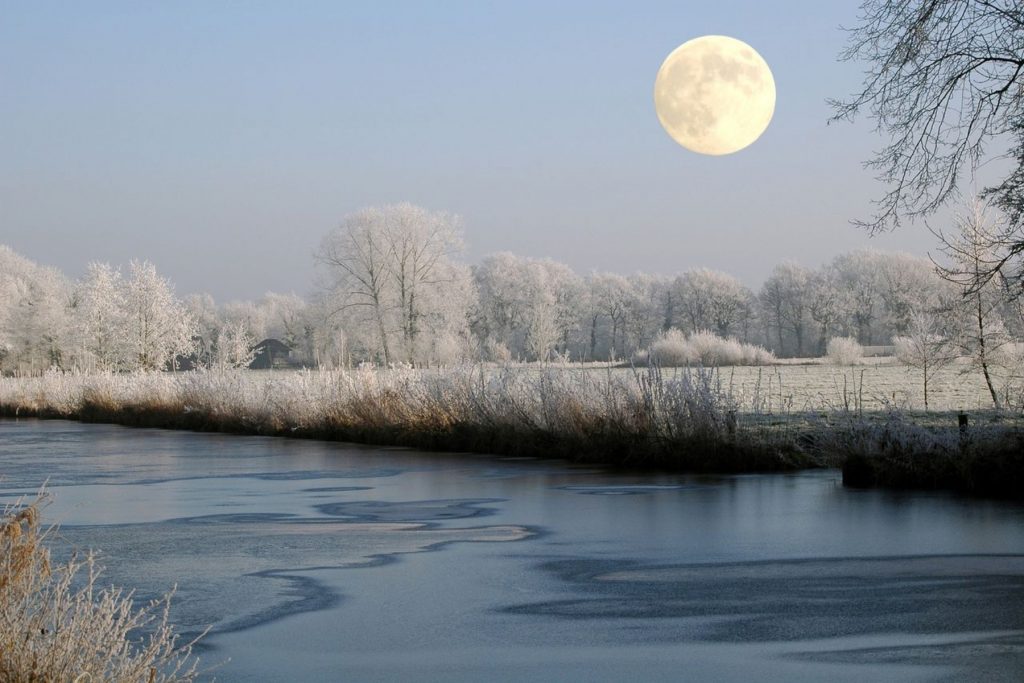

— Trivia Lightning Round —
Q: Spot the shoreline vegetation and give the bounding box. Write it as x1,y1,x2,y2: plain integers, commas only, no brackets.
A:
1,367,1022,500
0,496,204,681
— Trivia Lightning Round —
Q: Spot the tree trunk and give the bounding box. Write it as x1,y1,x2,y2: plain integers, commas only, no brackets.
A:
923,364,929,410
372,292,391,366
406,288,417,365
976,293,1001,408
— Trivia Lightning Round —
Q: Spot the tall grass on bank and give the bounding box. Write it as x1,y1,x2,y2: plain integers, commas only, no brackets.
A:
0,367,815,472
2,368,1022,496
0,496,203,682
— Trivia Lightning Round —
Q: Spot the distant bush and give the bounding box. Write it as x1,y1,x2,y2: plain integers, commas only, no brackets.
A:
689,330,743,365
648,329,696,366
645,329,774,367
741,344,776,366
992,341,1024,409
992,341,1024,370
481,338,512,363
826,336,864,366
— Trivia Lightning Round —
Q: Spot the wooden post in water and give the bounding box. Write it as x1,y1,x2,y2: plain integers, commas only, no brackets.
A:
958,411,969,447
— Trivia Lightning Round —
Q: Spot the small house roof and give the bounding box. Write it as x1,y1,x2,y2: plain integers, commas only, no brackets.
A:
252,338,291,353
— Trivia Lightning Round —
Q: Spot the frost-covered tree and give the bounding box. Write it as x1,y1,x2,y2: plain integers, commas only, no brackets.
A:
410,261,475,366
521,259,570,362
471,252,528,358
814,249,948,349
833,2,1024,240
471,254,582,362
587,273,633,360
807,267,843,355
74,263,126,371
222,300,268,345
832,1,1024,299
378,204,465,364
0,246,71,374
122,260,195,371
831,250,885,345
652,275,676,333
261,293,308,350
935,200,1015,407
302,292,348,368
316,208,395,364
875,251,943,335
673,269,750,337
182,293,220,368
759,263,812,356
316,204,469,366
893,309,957,410
212,320,257,369
623,273,665,354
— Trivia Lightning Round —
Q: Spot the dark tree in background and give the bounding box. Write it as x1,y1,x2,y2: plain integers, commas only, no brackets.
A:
832,0,1024,293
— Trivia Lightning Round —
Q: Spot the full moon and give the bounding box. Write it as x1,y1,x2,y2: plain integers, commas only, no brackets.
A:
654,35,776,156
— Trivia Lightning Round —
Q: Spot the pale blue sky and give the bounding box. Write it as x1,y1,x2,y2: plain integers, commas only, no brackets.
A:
1,1,942,300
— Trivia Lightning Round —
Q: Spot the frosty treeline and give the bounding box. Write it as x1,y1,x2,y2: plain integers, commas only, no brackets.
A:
3,202,1023,375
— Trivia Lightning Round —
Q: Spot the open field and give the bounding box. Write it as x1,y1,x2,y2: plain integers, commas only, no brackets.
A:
713,360,1014,412
401,359,1016,412
2,364,1023,499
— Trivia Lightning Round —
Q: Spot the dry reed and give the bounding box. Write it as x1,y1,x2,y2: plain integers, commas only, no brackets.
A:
0,496,205,682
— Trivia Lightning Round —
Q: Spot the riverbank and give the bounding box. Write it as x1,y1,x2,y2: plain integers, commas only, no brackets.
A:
1,368,1021,498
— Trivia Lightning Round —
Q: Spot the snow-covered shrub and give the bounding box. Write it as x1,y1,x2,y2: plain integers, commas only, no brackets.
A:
743,344,775,366
826,336,863,366
648,329,697,366
646,329,774,367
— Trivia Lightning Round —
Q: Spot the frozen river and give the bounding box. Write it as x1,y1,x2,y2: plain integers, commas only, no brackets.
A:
1,419,1023,681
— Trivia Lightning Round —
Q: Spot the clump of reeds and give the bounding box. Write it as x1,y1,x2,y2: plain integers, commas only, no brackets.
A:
0,496,204,682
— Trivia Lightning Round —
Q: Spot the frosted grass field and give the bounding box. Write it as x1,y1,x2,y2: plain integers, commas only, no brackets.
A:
713,361,1012,412
450,360,1014,412
522,359,1016,412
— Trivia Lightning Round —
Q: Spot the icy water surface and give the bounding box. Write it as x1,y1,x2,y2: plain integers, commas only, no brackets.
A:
2,419,1023,682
